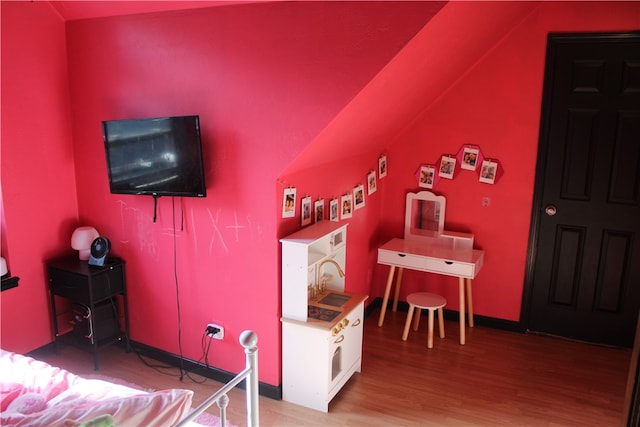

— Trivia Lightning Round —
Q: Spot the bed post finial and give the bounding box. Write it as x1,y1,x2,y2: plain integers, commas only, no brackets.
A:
240,330,258,348
239,330,259,427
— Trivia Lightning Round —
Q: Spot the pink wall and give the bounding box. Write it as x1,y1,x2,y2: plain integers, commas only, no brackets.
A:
0,2,79,353
62,2,438,386
375,1,640,322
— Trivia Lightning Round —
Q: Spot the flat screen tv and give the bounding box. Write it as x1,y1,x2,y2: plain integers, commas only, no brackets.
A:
102,115,206,198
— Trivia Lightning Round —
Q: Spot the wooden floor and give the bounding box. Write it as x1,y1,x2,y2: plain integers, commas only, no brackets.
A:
40,307,632,426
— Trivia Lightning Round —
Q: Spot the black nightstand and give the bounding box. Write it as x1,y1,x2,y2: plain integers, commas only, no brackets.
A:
47,256,130,370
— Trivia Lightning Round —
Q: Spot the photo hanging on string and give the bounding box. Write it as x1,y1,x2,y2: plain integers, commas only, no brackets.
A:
314,199,325,223
341,194,353,220
378,155,387,178
367,170,377,195
301,196,312,226
354,184,365,210
438,155,456,179
330,198,339,222
461,146,480,171
418,165,436,189
282,187,296,218
479,159,498,184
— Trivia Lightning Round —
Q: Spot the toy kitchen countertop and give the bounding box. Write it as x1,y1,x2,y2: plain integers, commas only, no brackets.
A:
281,291,368,331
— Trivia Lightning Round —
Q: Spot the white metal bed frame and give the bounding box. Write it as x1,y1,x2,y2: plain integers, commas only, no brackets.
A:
176,330,259,427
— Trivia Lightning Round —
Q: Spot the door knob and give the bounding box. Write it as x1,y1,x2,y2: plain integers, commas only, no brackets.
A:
545,205,557,216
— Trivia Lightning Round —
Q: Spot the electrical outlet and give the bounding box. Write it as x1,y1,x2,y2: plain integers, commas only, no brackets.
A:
206,323,224,340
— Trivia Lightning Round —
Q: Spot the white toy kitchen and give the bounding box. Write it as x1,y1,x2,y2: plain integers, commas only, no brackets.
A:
280,222,367,412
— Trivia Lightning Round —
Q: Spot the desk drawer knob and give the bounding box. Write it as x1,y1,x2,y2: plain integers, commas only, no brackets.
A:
445,261,453,265
398,254,406,257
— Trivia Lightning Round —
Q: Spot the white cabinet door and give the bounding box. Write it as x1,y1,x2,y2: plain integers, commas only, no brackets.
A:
282,322,331,411
341,302,364,374
281,300,365,412
327,301,364,400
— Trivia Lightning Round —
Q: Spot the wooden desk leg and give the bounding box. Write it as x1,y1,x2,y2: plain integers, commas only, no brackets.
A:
378,265,396,327
459,276,465,345
466,278,474,328
392,268,404,312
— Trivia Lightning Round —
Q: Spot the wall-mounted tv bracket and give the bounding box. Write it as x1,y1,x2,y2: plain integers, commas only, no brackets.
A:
152,194,160,223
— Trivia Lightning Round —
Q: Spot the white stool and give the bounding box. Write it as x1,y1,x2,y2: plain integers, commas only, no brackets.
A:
402,292,446,348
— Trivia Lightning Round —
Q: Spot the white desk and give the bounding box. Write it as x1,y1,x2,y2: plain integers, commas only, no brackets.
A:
377,238,485,345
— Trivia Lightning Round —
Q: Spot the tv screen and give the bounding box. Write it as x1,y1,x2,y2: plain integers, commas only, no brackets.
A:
102,115,206,198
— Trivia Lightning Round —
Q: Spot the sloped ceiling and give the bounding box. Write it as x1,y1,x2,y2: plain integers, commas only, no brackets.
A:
282,1,539,175
49,0,268,21
48,1,538,177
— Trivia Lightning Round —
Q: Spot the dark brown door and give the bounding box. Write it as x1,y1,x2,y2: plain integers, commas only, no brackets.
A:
524,33,640,348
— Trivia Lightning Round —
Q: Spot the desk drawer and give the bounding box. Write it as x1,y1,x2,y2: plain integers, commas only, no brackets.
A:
424,258,473,278
378,250,426,270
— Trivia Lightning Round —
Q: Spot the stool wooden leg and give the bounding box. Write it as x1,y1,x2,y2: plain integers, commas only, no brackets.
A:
427,309,435,348
413,308,422,331
437,307,445,339
466,278,474,328
402,305,415,341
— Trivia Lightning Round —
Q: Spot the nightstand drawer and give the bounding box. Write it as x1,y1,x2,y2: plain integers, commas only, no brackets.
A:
49,266,124,304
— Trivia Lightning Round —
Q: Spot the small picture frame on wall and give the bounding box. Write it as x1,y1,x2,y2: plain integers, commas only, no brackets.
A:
354,184,365,210
367,170,377,195
438,155,456,179
301,196,312,226
460,146,480,171
329,198,339,222
479,159,499,184
418,164,436,189
378,155,387,178
341,194,353,220
314,199,324,223
282,187,296,218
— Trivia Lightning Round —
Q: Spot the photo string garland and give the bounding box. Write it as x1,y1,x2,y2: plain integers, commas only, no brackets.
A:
280,154,387,225
416,144,503,188
281,145,502,225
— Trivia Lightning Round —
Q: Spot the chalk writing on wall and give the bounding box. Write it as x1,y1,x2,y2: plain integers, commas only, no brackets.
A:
117,200,262,257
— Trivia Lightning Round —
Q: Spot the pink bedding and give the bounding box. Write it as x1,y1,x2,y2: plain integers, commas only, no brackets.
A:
0,349,195,426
